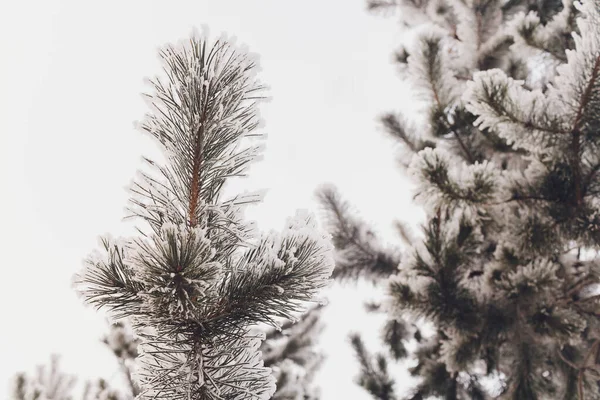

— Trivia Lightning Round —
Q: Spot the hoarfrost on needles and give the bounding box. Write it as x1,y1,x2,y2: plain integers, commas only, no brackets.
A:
73,29,334,400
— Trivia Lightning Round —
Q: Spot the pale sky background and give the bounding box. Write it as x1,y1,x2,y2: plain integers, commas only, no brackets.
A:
0,1,424,398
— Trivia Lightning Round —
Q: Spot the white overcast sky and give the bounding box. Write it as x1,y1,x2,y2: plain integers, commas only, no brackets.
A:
0,1,424,398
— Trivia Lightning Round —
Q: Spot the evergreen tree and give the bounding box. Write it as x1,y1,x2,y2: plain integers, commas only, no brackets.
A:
11,30,334,400
320,0,600,398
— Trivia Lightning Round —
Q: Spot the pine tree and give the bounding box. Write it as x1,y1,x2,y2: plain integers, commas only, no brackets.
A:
320,0,600,399
68,30,333,400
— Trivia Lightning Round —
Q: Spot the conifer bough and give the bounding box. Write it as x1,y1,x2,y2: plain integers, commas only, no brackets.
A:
75,30,334,400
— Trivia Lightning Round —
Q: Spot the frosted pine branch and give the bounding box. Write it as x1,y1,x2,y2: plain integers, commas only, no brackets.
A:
74,31,334,400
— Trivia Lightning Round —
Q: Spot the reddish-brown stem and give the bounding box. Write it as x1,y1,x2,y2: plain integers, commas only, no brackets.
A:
188,123,205,227
475,11,482,50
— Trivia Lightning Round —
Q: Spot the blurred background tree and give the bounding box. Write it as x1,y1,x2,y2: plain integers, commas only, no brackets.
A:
319,0,600,398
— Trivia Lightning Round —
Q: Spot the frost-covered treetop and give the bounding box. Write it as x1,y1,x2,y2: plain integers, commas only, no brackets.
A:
74,30,334,400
